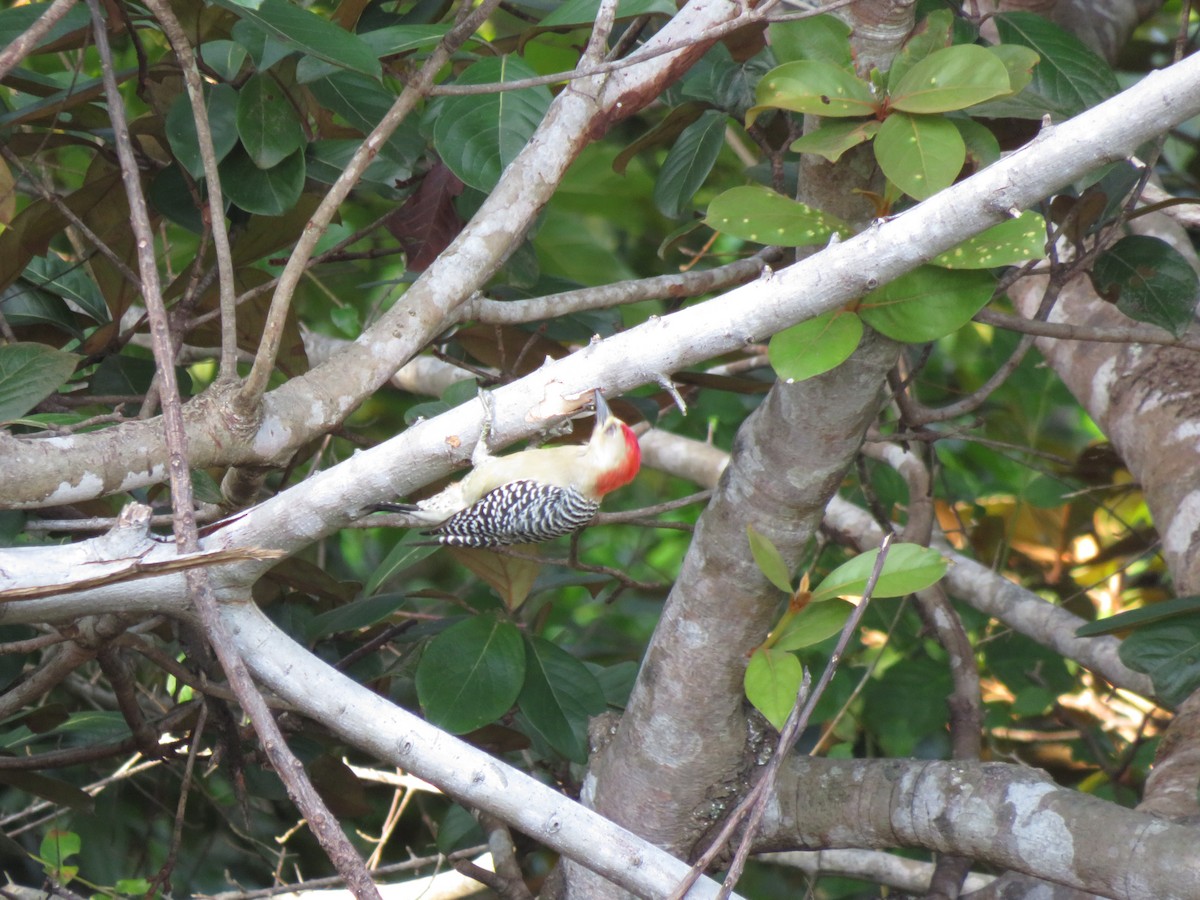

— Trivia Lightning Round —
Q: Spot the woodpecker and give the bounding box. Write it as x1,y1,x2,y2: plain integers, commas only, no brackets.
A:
373,390,640,547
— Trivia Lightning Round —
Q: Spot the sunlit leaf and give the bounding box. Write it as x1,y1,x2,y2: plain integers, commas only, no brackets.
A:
889,44,1011,113
747,60,877,125
747,524,793,593
810,544,947,603
874,112,965,200
790,119,880,163
768,310,863,382
772,599,855,651
705,185,849,247
744,648,804,731
931,211,1045,269
858,266,994,343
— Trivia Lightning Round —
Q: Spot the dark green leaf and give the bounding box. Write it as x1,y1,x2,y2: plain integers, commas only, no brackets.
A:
1077,596,1200,637
518,636,607,763
198,39,248,81
874,112,965,200
862,656,952,756
747,524,793,593
992,12,1118,118
0,281,81,338
364,532,439,596
1091,235,1200,337
768,310,863,382
748,60,877,124
306,593,407,639
219,146,306,216
1118,617,1200,707
858,266,995,342
930,211,1045,269
416,616,525,733
705,185,849,247
0,4,91,53
654,110,727,218
237,74,305,170
296,24,448,82
744,648,804,731
23,255,109,324
432,56,553,192
889,45,1011,114
540,0,675,27
0,343,79,423
166,83,239,179
0,772,93,811
209,0,380,78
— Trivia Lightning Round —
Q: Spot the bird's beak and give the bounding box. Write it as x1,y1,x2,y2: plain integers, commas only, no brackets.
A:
593,389,611,421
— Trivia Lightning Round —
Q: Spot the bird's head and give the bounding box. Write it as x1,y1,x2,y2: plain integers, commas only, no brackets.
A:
587,389,641,497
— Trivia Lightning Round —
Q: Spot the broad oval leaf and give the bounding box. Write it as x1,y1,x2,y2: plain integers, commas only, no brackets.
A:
1091,235,1200,338
165,84,240,180
744,647,805,731
432,56,553,192
518,636,607,763
889,44,1011,113
364,531,439,596
219,146,305,216
654,110,727,218
885,9,954,93
448,545,541,611
416,616,525,734
747,60,877,125
773,598,855,651
992,12,1118,119
0,343,79,423
747,524,793,593
858,266,994,343
810,543,947,604
237,74,305,170
874,112,965,200
931,210,1045,269
768,310,863,382
705,185,849,247
789,119,880,163
768,14,853,67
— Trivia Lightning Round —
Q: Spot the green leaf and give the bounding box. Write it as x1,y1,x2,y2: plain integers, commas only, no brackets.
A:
654,110,727,218
747,60,877,125
931,211,1045,269
985,44,1040,97
858,266,994,343
1091,235,1200,338
992,12,1118,118
518,636,607,763
886,9,954,92
1118,616,1200,707
705,185,849,247
0,3,91,54
889,45,1011,113
23,255,109,324
432,56,553,192
209,0,380,79
768,14,852,67
219,145,305,216
306,593,407,639
198,39,248,81
0,343,78,423
364,531,439,596
862,656,951,756
744,648,804,731
747,524,793,593
540,0,675,27
296,24,448,82
810,543,947,603
952,116,1001,173
1077,596,1200,637
166,84,239,179
789,119,880,163
236,74,305,169
772,599,855,651
39,828,80,883
873,112,965,200
416,616,525,734
0,281,81,339
768,310,863,382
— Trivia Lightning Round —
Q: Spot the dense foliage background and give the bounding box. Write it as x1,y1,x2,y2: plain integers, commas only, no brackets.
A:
4,0,1200,897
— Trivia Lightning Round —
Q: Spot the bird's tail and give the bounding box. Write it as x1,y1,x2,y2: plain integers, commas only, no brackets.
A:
369,502,421,514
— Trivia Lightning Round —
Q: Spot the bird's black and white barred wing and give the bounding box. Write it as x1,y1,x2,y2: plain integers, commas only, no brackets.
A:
427,481,600,547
